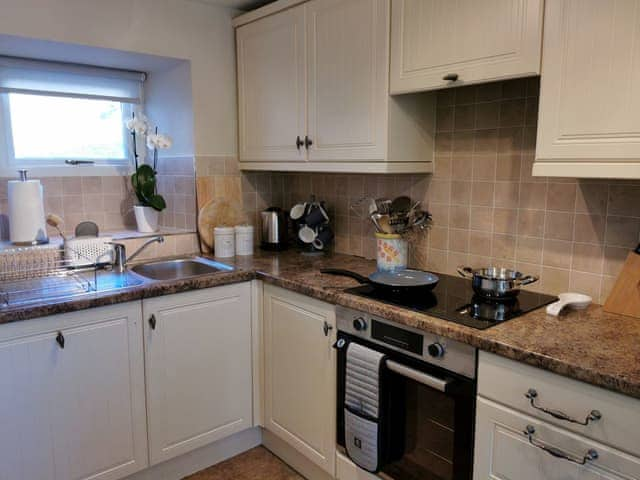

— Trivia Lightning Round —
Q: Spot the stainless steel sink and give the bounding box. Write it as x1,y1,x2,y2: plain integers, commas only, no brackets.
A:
130,257,233,281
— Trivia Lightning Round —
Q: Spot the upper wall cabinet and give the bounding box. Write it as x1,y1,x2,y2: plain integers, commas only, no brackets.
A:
390,0,544,94
533,0,640,179
235,0,436,174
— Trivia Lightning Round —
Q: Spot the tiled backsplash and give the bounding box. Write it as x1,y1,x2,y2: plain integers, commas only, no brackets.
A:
0,156,196,240
252,78,640,304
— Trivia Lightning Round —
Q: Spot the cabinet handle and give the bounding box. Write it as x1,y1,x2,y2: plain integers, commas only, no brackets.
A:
443,73,458,82
296,136,304,150
56,331,65,349
149,314,157,330
323,321,333,337
304,135,313,149
523,425,598,466
525,388,602,425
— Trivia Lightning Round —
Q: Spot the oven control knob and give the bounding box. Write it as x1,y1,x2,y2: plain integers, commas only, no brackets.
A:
428,342,445,358
353,317,368,331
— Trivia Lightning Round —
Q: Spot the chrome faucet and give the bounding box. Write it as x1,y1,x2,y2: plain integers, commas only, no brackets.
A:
109,236,165,273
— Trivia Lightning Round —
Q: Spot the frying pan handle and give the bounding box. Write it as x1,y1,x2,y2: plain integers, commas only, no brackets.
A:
457,266,475,279
320,268,369,284
516,275,539,286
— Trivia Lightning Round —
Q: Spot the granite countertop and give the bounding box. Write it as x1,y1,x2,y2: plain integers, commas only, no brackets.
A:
1,249,639,400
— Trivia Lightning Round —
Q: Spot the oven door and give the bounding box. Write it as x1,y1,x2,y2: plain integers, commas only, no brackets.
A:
337,332,476,480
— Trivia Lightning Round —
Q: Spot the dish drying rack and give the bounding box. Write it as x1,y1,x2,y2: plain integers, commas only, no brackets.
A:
0,246,105,308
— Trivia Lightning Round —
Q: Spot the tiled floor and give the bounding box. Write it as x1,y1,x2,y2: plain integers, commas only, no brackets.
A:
184,446,304,480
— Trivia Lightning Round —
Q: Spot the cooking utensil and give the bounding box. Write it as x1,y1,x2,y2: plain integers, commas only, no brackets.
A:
46,213,66,240
604,243,640,318
390,196,412,215
321,268,439,292
457,266,538,299
546,293,592,317
75,221,99,237
375,198,391,215
371,213,392,234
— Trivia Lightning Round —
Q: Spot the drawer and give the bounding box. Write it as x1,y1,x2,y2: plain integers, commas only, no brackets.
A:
478,352,640,457
474,397,640,480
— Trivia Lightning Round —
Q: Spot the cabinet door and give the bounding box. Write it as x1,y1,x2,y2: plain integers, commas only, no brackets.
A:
144,283,253,465
263,284,336,474
0,303,147,480
534,0,640,178
390,0,543,94
237,5,306,163
474,397,640,480
306,0,388,162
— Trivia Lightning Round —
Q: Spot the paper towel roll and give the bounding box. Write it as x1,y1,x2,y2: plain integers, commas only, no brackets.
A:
8,179,48,245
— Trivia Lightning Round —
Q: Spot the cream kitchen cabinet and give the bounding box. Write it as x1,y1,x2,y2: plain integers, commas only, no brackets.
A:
235,0,435,174
143,283,253,465
0,302,148,480
475,352,640,480
533,0,640,179
262,284,337,475
390,0,544,94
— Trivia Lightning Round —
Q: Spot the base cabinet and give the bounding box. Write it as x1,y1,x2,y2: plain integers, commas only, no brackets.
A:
143,283,253,465
474,398,640,480
0,302,147,480
475,352,640,480
263,284,337,475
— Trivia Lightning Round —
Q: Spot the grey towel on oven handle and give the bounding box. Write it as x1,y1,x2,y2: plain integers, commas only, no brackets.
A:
345,342,386,419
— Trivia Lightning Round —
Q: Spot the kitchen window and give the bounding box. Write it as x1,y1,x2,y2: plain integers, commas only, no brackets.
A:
0,56,146,176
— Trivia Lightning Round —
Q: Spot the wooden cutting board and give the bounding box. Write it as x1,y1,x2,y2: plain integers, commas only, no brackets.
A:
195,176,246,253
604,244,640,318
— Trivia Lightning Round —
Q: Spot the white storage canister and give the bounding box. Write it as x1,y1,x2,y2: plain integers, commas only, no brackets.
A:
213,226,235,258
234,225,254,256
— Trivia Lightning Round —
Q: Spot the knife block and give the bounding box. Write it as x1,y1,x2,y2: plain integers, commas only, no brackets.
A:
604,249,640,319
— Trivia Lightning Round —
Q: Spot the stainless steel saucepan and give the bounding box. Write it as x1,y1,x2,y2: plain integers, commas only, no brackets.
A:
457,266,538,299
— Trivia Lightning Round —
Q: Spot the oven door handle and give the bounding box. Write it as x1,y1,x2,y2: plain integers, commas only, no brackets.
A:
386,360,452,393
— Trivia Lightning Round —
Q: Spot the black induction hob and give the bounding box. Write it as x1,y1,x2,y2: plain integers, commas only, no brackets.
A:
344,273,558,330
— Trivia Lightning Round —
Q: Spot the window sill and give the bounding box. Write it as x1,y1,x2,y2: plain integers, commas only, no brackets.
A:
0,227,196,252
0,164,133,177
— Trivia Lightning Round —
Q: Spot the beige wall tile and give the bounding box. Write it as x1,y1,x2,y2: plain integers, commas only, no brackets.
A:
571,243,604,274
519,182,547,209
493,208,517,234
469,206,494,231
574,214,605,244
544,211,574,241
517,209,545,237
516,236,543,264
605,216,640,247
494,182,519,207
546,182,577,212
575,182,608,215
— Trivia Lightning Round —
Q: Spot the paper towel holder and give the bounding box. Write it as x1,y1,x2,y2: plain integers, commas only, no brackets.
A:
8,169,49,246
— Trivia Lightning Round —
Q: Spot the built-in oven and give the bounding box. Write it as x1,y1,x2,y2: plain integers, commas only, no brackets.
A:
336,306,477,480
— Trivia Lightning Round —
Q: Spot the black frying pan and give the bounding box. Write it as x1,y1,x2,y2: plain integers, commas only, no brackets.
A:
321,268,439,292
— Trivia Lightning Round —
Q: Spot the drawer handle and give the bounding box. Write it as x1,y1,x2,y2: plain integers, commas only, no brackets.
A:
443,73,458,82
523,425,598,466
149,314,157,330
323,320,333,337
525,389,602,425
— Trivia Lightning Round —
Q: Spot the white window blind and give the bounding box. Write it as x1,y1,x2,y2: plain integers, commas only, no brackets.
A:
0,56,145,103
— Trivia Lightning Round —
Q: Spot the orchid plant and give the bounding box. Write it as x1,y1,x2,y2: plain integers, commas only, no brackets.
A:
125,112,173,212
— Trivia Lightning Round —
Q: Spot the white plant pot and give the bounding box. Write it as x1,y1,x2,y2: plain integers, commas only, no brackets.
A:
134,205,159,233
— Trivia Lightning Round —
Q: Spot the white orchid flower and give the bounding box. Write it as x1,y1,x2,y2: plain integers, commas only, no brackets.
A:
147,133,173,150
125,114,149,135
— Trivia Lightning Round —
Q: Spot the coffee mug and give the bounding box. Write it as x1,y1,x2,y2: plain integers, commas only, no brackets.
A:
312,227,334,250
290,202,307,220
305,204,329,227
298,225,317,244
